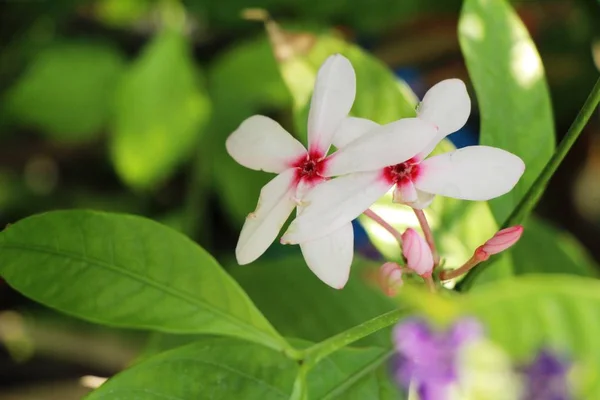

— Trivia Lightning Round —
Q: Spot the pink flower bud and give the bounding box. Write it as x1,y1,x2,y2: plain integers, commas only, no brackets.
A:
401,228,434,276
475,225,524,261
379,262,403,296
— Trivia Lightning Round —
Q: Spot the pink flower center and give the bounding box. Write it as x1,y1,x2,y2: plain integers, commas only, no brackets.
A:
292,151,326,185
383,157,421,185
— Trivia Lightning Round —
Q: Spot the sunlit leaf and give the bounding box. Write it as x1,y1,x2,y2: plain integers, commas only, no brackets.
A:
231,254,398,347
512,217,598,277
0,210,289,352
6,42,125,142
459,0,555,223
111,29,211,190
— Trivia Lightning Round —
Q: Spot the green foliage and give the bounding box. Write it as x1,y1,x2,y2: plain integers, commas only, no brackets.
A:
87,338,298,399
0,210,289,352
231,255,397,347
6,42,125,142
459,0,555,223
512,217,598,277
89,336,399,399
111,29,211,190
465,275,600,396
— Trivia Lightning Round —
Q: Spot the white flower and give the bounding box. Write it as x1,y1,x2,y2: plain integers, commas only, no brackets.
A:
226,54,359,289
281,79,525,245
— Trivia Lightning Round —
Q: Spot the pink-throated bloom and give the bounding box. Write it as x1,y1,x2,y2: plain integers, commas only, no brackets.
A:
280,79,525,245
228,55,438,288
402,228,434,276
475,225,524,261
225,54,357,289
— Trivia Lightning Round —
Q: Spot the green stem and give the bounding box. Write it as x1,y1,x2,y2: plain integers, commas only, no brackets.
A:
459,77,600,289
302,308,405,369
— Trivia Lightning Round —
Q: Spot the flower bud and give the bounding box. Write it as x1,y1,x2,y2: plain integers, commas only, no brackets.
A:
475,225,524,261
379,262,403,296
401,228,434,276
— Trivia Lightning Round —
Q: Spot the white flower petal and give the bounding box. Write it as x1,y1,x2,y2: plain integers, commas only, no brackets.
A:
300,222,354,289
393,181,418,203
226,115,307,173
332,117,380,149
417,79,471,157
236,169,297,264
415,146,525,201
403,189,435,210
307,54,356,154
324,118,438,177
281,171,393,244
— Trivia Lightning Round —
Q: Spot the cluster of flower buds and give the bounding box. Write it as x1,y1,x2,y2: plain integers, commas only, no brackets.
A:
393,317,573,400
226,53,525,290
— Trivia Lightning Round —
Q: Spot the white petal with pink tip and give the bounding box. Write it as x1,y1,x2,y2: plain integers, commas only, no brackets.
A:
235,169,297,264
300,222,354,289
332,117,380,149
282,171,393,244
415,146,525,201
324,118,438,177
307,54,356,154
226,115,307,174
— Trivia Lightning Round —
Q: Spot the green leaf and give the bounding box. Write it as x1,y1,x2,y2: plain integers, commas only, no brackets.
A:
273,30,417,141
458,0,555,223
207,37,291,223
95,336,400,399
464,275,600,396
87,338,298,399
512,217,598,277
111,29,211,190
231,255,398,347
6,42,125,142
308,347,402,399
0,210,289,352
360,139,514,286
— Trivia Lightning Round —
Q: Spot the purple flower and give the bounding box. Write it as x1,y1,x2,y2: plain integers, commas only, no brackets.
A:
392,317,484,400
520,349,572,400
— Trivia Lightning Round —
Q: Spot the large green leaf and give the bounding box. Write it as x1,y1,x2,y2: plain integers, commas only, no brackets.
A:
111,29,211,190
92,336,400,399
87,338,298,399
308,347,402,399
458,0,555,223
207,37,291,224
360,139,514,287
0,210,289,352
6,42,125,142
512,217,597,277
231,254,398,347
464,275,600,397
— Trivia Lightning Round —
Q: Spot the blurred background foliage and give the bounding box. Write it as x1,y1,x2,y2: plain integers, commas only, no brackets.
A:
0,0,599,398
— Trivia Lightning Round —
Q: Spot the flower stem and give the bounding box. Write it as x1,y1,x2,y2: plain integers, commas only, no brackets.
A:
439,255,480,281
423,274,437,292
363,208,403,247
459,77,600,289
302,308,405,369
413,209,440,265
